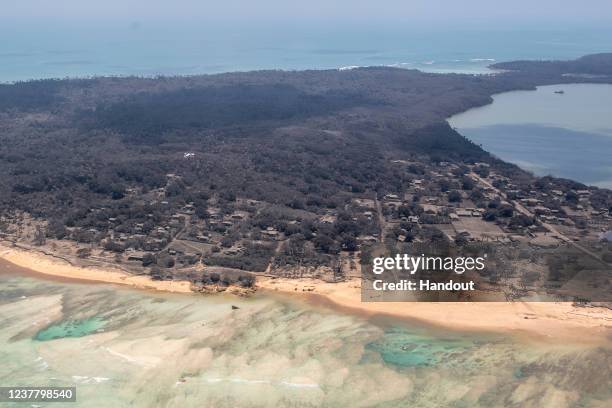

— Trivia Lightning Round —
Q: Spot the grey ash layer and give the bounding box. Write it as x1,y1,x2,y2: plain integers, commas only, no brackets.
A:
0,54,610,299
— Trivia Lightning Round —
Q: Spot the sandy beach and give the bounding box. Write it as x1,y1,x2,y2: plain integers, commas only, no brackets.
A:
0,243,193,293
1,242,610,344
258,277,611,345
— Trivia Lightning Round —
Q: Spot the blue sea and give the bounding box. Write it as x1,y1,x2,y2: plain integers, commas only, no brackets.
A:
1,21,612,82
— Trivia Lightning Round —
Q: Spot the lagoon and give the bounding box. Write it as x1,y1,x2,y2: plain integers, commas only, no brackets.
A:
449,84,612,188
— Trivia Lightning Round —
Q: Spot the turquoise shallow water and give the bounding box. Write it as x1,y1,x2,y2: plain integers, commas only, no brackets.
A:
34,317,106,341
365,327,476,368
0,264,611,407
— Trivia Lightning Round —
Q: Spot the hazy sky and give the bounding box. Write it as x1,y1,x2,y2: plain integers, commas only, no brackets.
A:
3,0,612,26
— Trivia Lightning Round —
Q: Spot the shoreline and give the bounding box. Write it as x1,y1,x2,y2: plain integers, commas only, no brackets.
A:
257,276,611,345
1,243,610,345
0,243,193,294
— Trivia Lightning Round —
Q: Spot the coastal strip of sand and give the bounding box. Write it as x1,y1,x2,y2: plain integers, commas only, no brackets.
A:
0,243,193,293
1,242,610,344
257,276,612,345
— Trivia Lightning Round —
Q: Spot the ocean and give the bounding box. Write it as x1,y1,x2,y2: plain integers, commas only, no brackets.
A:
1,265,610,407
1,22,612,82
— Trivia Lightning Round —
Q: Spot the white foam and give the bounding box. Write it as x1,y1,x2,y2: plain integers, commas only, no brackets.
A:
200,377,316,388
279,381,320,389
71,375,110,384
386,62,413,68
34,356,48,370
230,378,270,384
338,65,361,71
104,347,152,368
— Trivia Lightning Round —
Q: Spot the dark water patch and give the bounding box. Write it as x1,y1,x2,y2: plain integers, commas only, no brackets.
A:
513,365,527,379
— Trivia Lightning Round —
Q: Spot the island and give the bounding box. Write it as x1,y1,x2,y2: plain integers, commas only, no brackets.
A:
0,53,611,314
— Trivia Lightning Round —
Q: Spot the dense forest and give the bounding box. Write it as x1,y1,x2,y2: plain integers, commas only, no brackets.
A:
0,53,611,280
